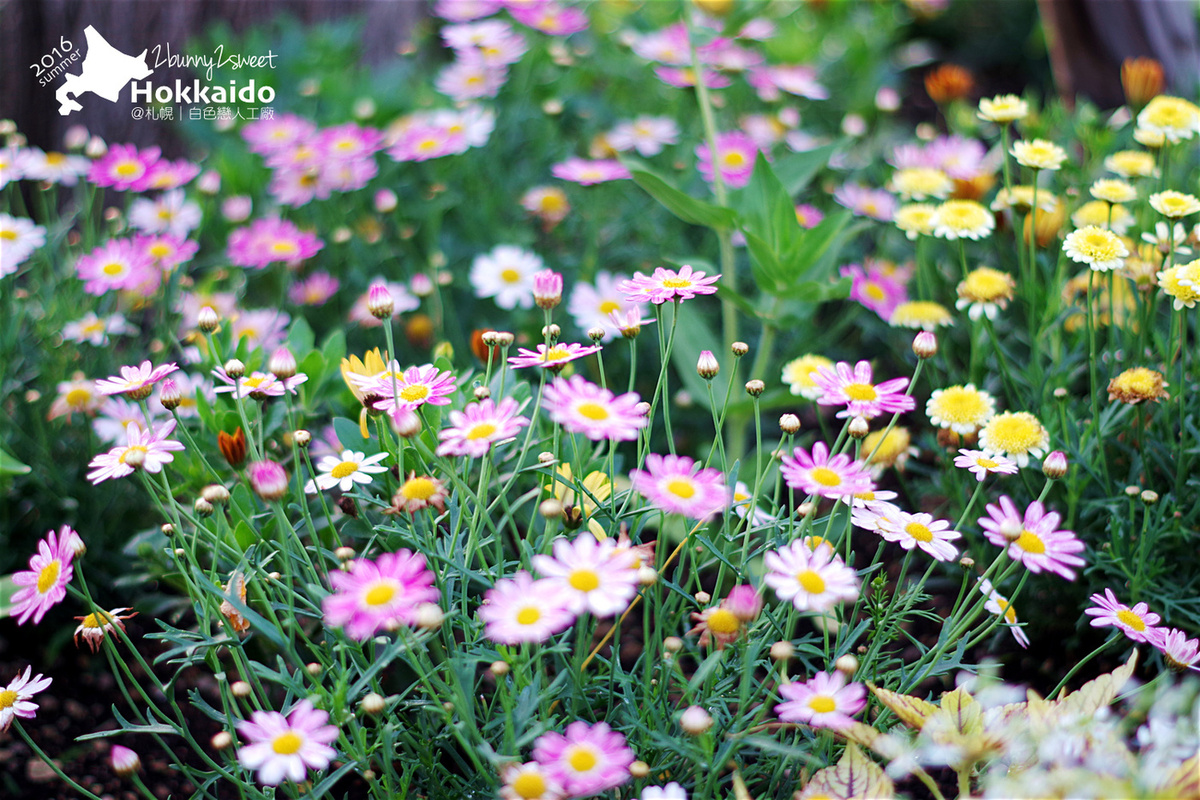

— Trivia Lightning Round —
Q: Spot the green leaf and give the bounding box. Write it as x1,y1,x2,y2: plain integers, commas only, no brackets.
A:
780,210,857,282
0,575,18,619
669,303,723,411
231,520,258,552
776,275,853,303
738,153,798,257
287,315,315,357
333,415,370,449
624,159,737,230
715,285,763,319
742,229,787,292
0,445,30,477
773,144,838,196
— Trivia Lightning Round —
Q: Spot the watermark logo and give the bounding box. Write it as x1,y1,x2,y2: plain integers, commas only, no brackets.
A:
51,26,152,115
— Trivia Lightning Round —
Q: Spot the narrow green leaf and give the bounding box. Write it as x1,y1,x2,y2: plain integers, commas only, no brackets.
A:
773,144,838,196
0,446,30,477
625,159,738,230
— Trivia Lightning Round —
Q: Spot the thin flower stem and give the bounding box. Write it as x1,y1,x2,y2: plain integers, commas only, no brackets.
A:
1048,638,1117,699
12,722,108,800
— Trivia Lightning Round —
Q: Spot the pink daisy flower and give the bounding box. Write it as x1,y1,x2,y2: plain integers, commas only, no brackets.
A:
242,113,318,156
363,364,458,413
977,578,1030,649
316,123,383,162
509,3,589,36
92,397,165,443
795,204,824,229
228,309,292,353
288,271,339,306
780,441,874,500
607,116,679,157
141,158,201,191
532,536,640,618
617,265,721,305
86,420,186,484
833,183,897,222
47,377,104,421
1084,588,1162,643
551,157,631,185
630,453,729,520
136,233,198,273
746,64,828,103
853,506,961,561
236,700,339,786
499,761,564,800
978,496,1086,580
776,671,866,730
654,66,732,89
507,342,602,370
0,667,53,732
248,460,289,501
304,450,390,494
95,360,179,400
811,360,915,420
434,57,507,102
567,271,648,340
478,571,577,643
323,550,440,639
9,527,77,625
437,397,529,457
87,144,161,191
629,24,690,65
74,238,158,297
763,540,859,612
542,376,646,441
443,20,527,66
954,449,1019,482
387,122,469,162
840,262,909,320
532,721,634,797
227,217,324,269
434,0,503,22
695,131,759,189
1150,628,1200,672
211,367,307,400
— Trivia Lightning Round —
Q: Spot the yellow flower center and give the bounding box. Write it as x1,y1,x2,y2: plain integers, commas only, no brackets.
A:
933,387,991,424
114,162,141,177
566,746,598,773
0,230,16,240
0,690,18,710
666,478,696,499
499,268,521,283
80,611,114,629
65,388,91,407
808,695,837,714
37,561,61,594
576,402,609,421
843,383,877,401
271,731,304,755
102,262,125,276
330,461,359,479
809,467,842,487
1015,530,1046,554
983,412,1046,454
975,457,998,469
1116,608,1146,632
364,582,396,607
149,243,172,259
512,772,547,799
516,606,541,626
46,152,66,165
722,151,747,168
661,277,693,289
796,569,826,595
905,522,934,543
962,268,1013,301
399,384,430,402
401,478,437,501
568,569,600,592
243,376,266,389
270,240,299,257
118,445,148,465
544,346,570,361
466,422,497,440
864,283,886,301
706,608,740,635
598,300,620,314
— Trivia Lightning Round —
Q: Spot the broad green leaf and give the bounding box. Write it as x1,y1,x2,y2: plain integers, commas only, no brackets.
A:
715,284,763,320
0,445,30,477
232,520,258,551
781,210,856,281
776,276,853,303
773,144,839,196
0,575,17,618
287,315,315,357
669,303,722,411
624,159,737,230
805,743,895,800
742,229,787,292
868,682,939,731
737,153,799,258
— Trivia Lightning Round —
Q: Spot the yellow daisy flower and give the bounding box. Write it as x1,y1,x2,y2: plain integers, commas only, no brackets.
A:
1071,200,1133,234
1063,226,1129,272
1107,368,1169,405
889,300,953,331
956,267,1015,320
890,167,954,201
926,384,996,435
978,411,1049,467
1103,150,1156,179
893,203,938,239
991,186,1058,213
1149,190,1200,219
931,199,995,241
862,426,916,472
977,94,1029,123
1090,179,1137,204
1157,259,1200,310
782,354,834,400
1136,95,1200,143
1011,139,1068,170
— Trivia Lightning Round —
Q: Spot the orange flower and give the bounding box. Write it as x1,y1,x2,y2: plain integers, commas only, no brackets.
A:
1121,57,1164,110
925,64,975,105
217,427,246,468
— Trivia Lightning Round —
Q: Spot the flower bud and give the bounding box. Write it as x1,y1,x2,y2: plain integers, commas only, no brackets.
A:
999,518,1023,542
770,640,794,661
388,405,422,438
306,662,322,676
230,680,252,698
410,273,434,297
1141,490,1159,504
367,283,395,319
64,124,89,150
694,591,711,605
848,416,870,439
111,745,141,777
537,451,557,465
635,401,651,417
360,692,386,715
541,323,561,340
1042,450,1068,479
533,269,563,310
211,732,233,750
663,636,684,653
540,498,564,519
1121,56,1164,110
680,706,713,735
374,189,398,214
779,414,801,434
197,305,219,333
223,358,245,379
161,523,175,537
85,136,107,158
1124,484,1141,497
335,546,356,561
731,341,749,357
194,497,214,517
473,386,491,401
196,170,221,195
629,761,650,779
415,602,444,630
1053,387,1069,399
269,347,297,380
332,226,352,244
959,556,975,569
797,501,814,517
586,326,606,343
912,330,938,359
293,429,311,448
221,195,251,222
637,566,658,586
745,379,765,397
155,378,182,411
489,661,509,677
697,350,720,380
835,654,859,676
248,460,288,501
724,585,762,622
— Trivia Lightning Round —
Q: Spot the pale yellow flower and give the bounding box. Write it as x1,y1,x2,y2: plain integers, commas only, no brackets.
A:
978,94,1029,123
956,267,1015,320
1071,200,1132,234
1063,226,1129,272
1090,179,1137,204
890,167,954,201
1136,95,1200,143
893,203,938,239
1104,150,1156,179
1011,139,1067,170
1149,190,1200,219
889,300,953,330
931,199,994,241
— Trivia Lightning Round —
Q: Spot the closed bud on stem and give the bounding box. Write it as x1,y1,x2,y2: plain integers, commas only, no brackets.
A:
731,341,749,357
489,661,509,677
770,640,794,661
268,347,296,380
335,547,356,561
848,416,870,439
197,305,219,333
223,359,245,379
230,681,251,697
779,414,801,434
415,603,444,630
360,692,386,715
161,523,175,537
835,654,859,676
912,330,938,359
85,136,107,158
635,402,651,417
1042,450,1068,479
194,497,214,517
680,706,713,735
697,350,720,380
694,591,711,605
745,379,765,397
211,732,233,750
159,378,182,410
537,451,557,465
305,663,322,677
586,326,606,343
374,189,398,213
797,501,814,517
1053,387,1069,399
959,557,975,569
1124,484,1141,497
473,386,491,401
367,283,394,319
1141,490,1159,504
540,499,564,519
293,429,311,448
110,745,141,778
629,761,650,779
541,323,561,341
248,460,288,501
533,269,563,310
663,636,684,653
637,566,658,586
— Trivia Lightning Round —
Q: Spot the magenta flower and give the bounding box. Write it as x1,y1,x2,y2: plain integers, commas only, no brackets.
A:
387,122,470,162
86,421,185,484
617,265,721,305
242,113,317,156
323,551,440,639
437,397,528,457
840,262,909,320
136,233,198,272
763,540,859,612
695,131,759,188
247,460,289,501
226,217,323,269
87,144,162,191
833,183,897,222
236,700,339,786
509,3,588,36
747,64,828,102
434,0,502,22
954,449,1019,482
95,360,179,399
9,527,77,625
978,496,1086,580
75,238,158,297
654,66,731,89
288,271,340,306
542,375,646,441
630,453,729,520
212,368,307,400
359,364,457,412
141,158,201,191
780,441,874,500
0,667,53,732
853,506,961,562
532,268,563,309
507,342,602,370
1150,628,1200,672
1084,588,1162,643
478,571,577,643
551,158,631,185
776,671,866,730
532,721,634,797
811,360,916,420
532,536,640,618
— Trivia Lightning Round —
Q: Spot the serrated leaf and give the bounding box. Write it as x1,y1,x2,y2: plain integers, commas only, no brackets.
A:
806,743,895,800
868,682,939,731
624,159,737,230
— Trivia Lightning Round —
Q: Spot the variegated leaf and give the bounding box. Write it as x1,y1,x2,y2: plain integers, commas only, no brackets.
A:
867,683,939,731
1161,754,1200,800
1053,650,1138,718
804,743,895,800
937,685,983,737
